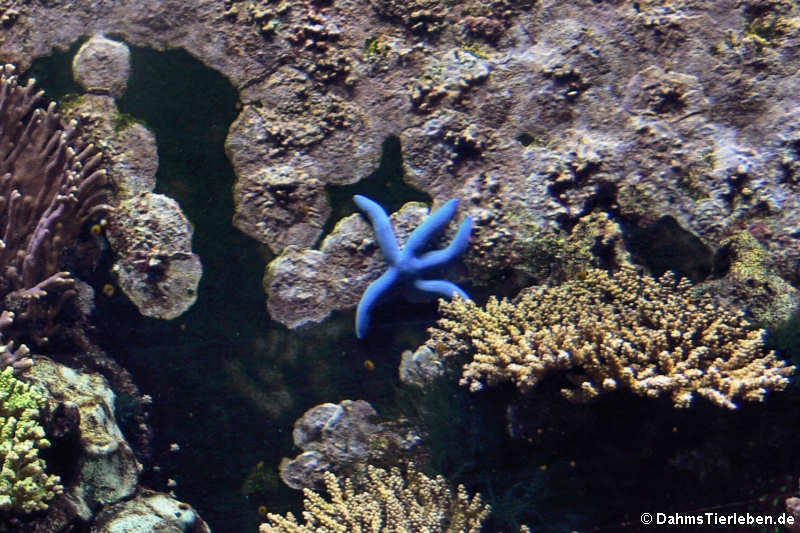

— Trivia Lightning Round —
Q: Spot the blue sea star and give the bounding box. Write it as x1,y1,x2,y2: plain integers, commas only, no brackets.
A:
353,194,473,338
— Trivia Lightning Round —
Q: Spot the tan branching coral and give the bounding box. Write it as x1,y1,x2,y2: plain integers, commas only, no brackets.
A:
259,464,490,533
427,265,795,409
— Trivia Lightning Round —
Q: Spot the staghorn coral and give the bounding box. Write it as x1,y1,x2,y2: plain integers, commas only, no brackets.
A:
0,63,111,350
260,464,490,533
427,265,795,409
0,366,62,513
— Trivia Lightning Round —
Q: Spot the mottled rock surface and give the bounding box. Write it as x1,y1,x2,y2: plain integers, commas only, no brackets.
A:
72,34,131,98
65,94,158,198
279,399,379,490
106,193,202,320
399,344,444,387
26,358,141,515
90,490,210,533
63,35,201,320
4,0,800,325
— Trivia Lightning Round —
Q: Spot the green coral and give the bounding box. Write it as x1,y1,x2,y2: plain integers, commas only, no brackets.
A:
0,367,62,513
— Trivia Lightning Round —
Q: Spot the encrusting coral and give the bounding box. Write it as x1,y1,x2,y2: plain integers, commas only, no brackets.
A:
0,366,62,513
427,265,795,409
0,63,111,356
259,464,490,533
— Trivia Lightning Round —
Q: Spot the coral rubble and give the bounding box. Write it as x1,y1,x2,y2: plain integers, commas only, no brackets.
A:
428,265,795,409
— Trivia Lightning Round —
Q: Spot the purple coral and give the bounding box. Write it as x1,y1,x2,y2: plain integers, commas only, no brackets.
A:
0,64,111,361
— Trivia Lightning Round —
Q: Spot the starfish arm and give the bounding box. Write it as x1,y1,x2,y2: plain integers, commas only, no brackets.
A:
414,215,473,270
354,195,401,265
413,279,471,301
404,198,460,256
356,267,399,338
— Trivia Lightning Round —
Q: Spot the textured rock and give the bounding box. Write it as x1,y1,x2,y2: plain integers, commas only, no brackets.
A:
105,193,202,320
3,0,800,325
64,42,203,322
228,159,331,254
399,345,444,388
72,34,131,98
90,490,210,533
63,94,158,198
26,358,141,513
279,400,379,490
265,202,447,329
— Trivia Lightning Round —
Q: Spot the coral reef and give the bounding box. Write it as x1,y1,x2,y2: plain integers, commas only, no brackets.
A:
1,2,800,532
427,265,795,409
0,366,62,513
7,0,797,328
0,63,111,350
1,2,800,297
64,35,202,320
260,464,490,533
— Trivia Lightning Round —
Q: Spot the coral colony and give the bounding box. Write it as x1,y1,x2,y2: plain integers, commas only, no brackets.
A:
353,194,473,338
428,265,795,409
0,65,110,360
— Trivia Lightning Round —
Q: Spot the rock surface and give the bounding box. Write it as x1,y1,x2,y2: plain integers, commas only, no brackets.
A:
90,490,210,533
26,358,141,516
279,399,380,490
3,0,799,327
106,192,202,320
64,35,202,320
72,34,131,98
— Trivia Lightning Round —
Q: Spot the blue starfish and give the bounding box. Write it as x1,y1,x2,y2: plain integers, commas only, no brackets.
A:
354,194,473,338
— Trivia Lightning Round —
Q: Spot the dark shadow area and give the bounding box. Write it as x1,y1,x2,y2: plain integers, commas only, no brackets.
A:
623,215,714,282
323,135,430,239
21,38,87,100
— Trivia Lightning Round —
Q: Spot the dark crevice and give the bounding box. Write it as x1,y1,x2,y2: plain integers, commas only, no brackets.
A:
622,215,714,282
323,135,430,238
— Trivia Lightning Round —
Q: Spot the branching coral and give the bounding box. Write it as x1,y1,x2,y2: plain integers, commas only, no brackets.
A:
0,63,111,353
427,265,795,409
0,366,62,513
260,464,490,533
0,310,31,371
